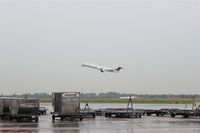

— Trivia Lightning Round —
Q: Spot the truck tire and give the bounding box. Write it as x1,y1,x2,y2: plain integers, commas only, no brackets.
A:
183,114,189,118
147,112,151,116
80,116,83,121
60,116,64,121
171,113,175,118
35,116,38,122
52,115,55,121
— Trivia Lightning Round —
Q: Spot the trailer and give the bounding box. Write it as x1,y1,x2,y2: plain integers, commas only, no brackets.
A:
145,109,170,116
9,98,39,122
95,109,106,116
170,101,200,118
105,96,142,118
170,109,200,118
52,92,83,121
80,103,96,118
105,108,142,118
38,107,48,115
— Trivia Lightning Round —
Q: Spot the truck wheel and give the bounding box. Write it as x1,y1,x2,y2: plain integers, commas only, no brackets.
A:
9,116,13,121
105,113,108,117
17,118,21,122
35,116,38,122
60,116,64,121
183,114,189,118
147,113,151,116
70,117,74,121
171,113,175,118
28,116,32,122
80,116,83,121
52,115,55,121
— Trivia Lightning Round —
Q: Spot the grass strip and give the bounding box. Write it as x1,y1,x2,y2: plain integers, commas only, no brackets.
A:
39,97,200,104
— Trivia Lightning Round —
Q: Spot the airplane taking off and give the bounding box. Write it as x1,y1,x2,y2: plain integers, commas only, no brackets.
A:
81,63,124,73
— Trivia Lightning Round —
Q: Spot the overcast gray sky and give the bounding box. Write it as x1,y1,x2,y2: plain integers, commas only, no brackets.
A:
0,0,200,95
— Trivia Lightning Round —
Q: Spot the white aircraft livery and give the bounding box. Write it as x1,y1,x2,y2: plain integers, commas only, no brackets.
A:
81,63,124,73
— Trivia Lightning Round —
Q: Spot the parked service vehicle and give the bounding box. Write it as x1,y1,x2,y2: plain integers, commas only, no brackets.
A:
0,97,39,122
52,92,83,121
0,98,12,120
0,98,4,119
80,103,96,118
38,107,48,115
9,98,39,122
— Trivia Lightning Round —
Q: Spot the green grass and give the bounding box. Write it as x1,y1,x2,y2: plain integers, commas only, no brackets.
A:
81,98,200,104
39,98,52,103
39,97,200,104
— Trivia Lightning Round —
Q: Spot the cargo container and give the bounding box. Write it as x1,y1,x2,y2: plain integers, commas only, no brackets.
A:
52,92,83,121
0,98,4,117
9,98,39,122
0,98,12,120
0,97,39,121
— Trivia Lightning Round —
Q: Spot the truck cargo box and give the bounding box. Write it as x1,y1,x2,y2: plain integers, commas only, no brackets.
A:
0,98,4,115
9,98,39,122
0,97,39,121
52,92,80,114
9,98,39,115
0,98,12,119
52,92,83,121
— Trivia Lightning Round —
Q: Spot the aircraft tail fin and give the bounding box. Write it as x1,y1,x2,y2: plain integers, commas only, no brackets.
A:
115,67,123,72
81,63,87,67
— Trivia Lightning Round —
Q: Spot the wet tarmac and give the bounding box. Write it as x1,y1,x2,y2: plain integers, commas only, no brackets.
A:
0,103,200,133
0,113,200,133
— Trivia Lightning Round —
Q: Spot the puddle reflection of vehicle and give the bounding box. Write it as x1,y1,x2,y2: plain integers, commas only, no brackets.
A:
38,107,48,115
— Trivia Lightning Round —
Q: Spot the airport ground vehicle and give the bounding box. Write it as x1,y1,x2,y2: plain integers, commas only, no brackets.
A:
52,92,83,121
0,97,39,122
105,108,142,118
80,103,96,118
170,109,200,118
38,107,48,115
9,98,39,122
105,96,142,118
0,98,13,120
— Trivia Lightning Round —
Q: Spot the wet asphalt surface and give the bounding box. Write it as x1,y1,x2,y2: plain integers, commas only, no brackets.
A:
0,103,200,133
0,113,200,133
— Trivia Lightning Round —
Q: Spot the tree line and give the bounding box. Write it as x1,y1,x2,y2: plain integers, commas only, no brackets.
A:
1,92,200,98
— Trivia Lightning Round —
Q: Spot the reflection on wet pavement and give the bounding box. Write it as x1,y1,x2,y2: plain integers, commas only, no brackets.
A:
0,115,200,133
0,103,200,133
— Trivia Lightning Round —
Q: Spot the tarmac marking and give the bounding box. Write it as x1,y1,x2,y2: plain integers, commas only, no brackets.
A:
134,123,144,128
